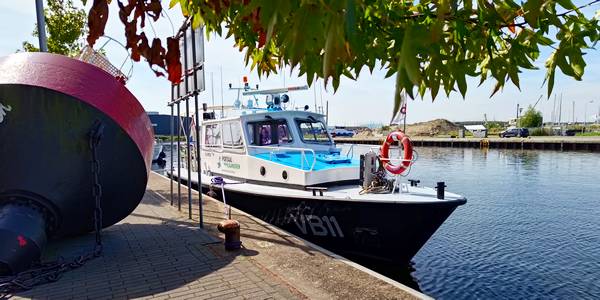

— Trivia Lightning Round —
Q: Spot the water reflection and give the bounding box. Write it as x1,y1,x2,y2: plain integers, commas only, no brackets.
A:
155,143,600,299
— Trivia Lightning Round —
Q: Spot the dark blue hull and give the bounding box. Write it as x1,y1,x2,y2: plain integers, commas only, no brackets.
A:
202,184,465,264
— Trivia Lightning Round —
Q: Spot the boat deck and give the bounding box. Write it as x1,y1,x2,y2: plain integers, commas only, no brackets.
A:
174,168,466,204
12,172,426,300
253,152,359,171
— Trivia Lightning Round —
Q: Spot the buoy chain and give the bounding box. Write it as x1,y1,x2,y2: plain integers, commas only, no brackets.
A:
0,121,106,298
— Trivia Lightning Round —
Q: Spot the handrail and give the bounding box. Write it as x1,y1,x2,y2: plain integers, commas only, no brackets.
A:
345,144,355,160
248,145,317,171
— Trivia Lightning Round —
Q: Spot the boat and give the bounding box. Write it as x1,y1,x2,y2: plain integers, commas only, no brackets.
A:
153,139,165,161
169,81,466,264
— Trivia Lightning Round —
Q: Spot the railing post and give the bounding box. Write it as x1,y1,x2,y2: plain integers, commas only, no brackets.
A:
169,101,174,206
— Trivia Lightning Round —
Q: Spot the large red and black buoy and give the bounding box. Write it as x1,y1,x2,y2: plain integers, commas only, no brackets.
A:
0,52,154,274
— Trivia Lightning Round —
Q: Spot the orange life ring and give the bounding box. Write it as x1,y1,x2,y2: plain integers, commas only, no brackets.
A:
380,131,413,175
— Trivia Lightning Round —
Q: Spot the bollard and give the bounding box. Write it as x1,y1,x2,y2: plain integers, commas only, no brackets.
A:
217,219,242,250
436,182,446,200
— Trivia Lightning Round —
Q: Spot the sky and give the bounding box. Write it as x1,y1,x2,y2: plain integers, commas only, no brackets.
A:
1,1,599,126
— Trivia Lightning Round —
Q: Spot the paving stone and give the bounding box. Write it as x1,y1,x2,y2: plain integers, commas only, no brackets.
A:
11,173,421,300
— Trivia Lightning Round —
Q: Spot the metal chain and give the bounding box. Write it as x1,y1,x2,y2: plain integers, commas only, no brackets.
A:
0,121,105,298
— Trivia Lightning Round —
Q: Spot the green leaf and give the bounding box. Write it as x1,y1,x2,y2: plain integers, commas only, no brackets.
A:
456,72,467,98
398,26,421,85
392,71,404,120
169,0,179,9
568,49,586,79
523,0,541,27
508,67,520,90
191,12,203,29
555,0,577,10
344,0,357,48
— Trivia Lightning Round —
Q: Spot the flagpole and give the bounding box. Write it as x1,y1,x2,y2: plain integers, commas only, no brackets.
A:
403,91,407,133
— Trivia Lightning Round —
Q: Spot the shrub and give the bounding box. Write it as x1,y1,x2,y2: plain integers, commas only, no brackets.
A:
529,128,552,136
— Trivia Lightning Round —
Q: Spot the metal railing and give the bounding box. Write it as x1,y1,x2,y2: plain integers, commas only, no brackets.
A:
345,144,355,159
248,145,317,171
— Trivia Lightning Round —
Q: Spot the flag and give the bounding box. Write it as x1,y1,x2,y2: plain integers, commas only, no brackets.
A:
390,103,407,125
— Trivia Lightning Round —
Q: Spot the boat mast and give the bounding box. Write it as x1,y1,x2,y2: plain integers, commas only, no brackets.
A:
313,82,318,113
220,66,224,117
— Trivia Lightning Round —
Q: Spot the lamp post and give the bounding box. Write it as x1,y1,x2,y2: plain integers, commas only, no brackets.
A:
35,0,48,52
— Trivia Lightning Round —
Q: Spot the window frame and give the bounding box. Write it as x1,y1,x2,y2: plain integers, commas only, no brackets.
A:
246,118,294,146
294,118,332,145
203,123,222,149
222,121,246,152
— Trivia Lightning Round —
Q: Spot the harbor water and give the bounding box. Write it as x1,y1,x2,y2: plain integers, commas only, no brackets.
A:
156,145,600,299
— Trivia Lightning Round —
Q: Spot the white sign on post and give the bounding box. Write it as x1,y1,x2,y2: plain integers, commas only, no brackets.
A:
175,24,205,99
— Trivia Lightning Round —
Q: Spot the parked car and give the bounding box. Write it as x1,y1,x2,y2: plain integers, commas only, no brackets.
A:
330,128,355,137
499,128,529,138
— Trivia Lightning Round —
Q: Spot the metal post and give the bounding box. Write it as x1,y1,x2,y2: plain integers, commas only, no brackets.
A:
177,102,182,211
191,26,204,228
170,101,174,206
313,82,318,113
183,25,193,220
516,103,519,127
573,101,575,125
326,101,329,127
558,94,563,126
35,0,48,52
211,72,215,107
403,92,407,133
220,66,224,118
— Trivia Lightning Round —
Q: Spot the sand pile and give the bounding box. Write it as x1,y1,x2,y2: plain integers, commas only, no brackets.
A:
354,119,464,137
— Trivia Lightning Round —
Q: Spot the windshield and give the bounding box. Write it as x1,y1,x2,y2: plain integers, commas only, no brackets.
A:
296,118,331,144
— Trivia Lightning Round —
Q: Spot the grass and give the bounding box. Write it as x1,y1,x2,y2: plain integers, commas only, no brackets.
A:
575,132,600,137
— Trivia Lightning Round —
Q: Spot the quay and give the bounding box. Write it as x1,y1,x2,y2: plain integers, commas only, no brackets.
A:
334,136,600,152
12,173,427,300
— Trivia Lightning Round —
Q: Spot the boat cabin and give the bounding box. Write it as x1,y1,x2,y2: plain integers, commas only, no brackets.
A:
200,109,358,187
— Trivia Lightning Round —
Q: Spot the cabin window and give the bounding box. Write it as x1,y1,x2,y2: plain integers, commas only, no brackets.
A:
247,119,293,146
204,124,222,147
222,122,245,149
296,118,331,144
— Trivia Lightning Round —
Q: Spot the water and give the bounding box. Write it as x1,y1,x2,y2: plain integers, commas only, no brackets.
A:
156,145,600,299
343,145,600,299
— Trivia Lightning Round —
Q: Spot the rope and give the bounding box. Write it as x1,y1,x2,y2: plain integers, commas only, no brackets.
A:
210,177,231,219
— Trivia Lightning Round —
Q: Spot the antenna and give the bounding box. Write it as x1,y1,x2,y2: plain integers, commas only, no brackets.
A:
320,79,324,114
210,72,215,107
313,82,318,113
220,66,224,117
242,85,308,96
558,93,563,125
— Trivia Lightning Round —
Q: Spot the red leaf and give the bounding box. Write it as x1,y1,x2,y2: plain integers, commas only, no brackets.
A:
146,0,162,22
148,38,166,68
258,29,266,48
134,0,146,28
124,20,141,61
138,32,151,62
508,23,516,33
117,0,133,24
86,0,109,47
166,37,182,84
153,69,165,77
